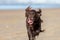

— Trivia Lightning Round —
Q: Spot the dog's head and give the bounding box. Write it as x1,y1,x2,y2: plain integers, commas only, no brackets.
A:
25,7,36,25
25,7,42,25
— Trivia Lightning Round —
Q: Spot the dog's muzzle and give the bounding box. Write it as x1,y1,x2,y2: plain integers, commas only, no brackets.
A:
27,18,33,25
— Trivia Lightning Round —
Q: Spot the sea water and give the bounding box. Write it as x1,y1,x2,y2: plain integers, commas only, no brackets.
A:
0,4,60,10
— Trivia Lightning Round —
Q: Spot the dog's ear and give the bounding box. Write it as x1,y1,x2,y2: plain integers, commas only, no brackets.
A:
37,9,42,16
25,6,31,17
39,9,42,13
25,6,31,11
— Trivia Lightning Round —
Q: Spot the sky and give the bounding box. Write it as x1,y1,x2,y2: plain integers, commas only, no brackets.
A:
0,0,60,9
17,0,60,4
0,0,60,4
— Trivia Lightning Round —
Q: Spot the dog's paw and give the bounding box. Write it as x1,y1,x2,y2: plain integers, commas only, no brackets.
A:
40,30,45,32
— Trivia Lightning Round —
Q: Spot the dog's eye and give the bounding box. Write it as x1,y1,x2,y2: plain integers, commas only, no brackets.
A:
30,12,34,13
29,12,34,15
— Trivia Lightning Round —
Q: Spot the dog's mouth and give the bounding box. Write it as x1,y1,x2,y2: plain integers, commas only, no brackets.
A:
27,18,33,25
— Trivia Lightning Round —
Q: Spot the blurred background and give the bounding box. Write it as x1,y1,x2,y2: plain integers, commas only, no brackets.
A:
0,0,60,10
0,0,60,40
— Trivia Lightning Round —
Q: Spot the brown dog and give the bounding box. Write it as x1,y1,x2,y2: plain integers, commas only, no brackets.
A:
25,7,44,40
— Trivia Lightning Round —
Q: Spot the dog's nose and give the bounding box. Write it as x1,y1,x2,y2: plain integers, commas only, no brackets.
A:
30,18,34,20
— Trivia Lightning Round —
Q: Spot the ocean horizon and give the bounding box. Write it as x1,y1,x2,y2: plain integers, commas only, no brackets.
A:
0,4,60,10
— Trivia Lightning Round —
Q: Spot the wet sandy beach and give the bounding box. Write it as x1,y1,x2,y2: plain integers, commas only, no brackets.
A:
0,9,60,40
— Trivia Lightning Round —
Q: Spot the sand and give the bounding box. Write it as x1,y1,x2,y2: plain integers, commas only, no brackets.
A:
0,9,60,40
